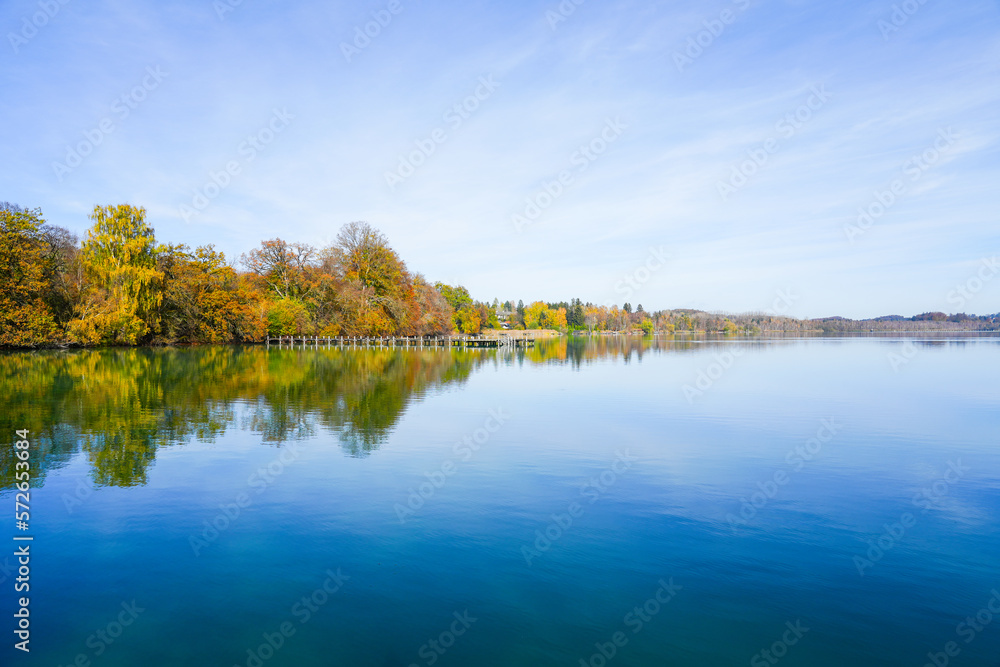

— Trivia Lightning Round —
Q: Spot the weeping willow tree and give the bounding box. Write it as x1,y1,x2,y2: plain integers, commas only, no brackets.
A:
68,204,163,345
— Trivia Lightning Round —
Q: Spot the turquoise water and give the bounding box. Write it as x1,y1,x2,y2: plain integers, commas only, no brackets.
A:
1,336,999,666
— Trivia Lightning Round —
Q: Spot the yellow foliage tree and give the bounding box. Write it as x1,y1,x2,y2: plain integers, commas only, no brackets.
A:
524,301,548,329
266,297,313,336
0,204,58,346
541,307,568,330
69,204,163,345
524,302,567,330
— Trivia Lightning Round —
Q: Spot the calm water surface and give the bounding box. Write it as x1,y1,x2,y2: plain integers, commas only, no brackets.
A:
1,336,998,666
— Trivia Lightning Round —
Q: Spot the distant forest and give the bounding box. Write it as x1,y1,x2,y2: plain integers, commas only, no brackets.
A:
519,302,999,335
1,202,996,348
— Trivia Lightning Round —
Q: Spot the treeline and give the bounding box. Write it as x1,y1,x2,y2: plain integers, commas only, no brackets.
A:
811,314,999,333
0,202,496,347
5,201,995,348
497,300,741,334
498,300,998,334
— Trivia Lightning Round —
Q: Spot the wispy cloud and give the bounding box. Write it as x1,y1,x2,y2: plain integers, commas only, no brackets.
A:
2,0,998,318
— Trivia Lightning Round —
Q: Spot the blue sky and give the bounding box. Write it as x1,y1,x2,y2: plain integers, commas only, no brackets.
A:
2,0,998,319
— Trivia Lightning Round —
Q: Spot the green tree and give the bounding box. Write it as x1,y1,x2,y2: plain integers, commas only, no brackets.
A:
567,298,585,327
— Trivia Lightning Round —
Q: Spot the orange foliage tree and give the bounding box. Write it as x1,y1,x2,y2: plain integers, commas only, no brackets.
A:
158,244,267,343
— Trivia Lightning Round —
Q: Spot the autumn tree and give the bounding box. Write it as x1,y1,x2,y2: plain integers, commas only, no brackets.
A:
240,238,318,300
544,307,568,330
159,244,267,343
330,222,406,295
0,203,59,346
524,301,549,329
68,204,164,345
435,282,482,333
322,222,415,335
478,302,499,330
411,274,453,335
240,238,325,335
39,224,82,325
435,283,473,311
524,301,567,330
266,297,313,336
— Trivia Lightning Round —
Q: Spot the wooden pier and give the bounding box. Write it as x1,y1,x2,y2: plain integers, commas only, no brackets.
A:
265,334,535,349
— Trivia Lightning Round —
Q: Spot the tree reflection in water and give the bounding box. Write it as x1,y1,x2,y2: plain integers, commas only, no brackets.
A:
0,335,765,490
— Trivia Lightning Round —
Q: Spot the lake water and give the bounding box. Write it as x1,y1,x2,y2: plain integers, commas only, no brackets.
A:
1,335,998,666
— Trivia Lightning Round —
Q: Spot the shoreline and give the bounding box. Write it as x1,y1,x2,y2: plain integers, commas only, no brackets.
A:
4,328,998,352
